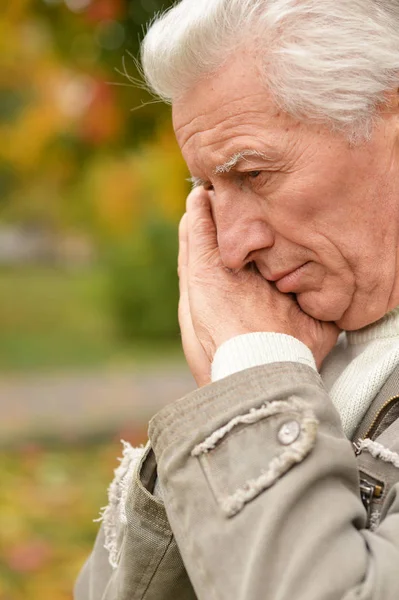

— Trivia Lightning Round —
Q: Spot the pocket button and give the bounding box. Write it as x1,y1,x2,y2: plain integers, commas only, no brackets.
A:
277,420,301,446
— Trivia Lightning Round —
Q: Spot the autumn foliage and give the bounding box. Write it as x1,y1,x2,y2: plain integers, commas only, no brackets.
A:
1,1,189,598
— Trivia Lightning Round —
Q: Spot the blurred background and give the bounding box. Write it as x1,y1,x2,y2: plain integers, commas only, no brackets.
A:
0,1,195,598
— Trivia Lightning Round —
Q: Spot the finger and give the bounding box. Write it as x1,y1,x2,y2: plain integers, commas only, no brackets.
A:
178,213,188,295
178,212,194,338
186,187,219,265
178,214,210,381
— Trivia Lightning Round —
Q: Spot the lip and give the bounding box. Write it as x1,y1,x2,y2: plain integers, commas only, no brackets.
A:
274,262,311,293
268,264,308,283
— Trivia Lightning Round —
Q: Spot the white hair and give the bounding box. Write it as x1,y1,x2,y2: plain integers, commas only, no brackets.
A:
141,0,399,140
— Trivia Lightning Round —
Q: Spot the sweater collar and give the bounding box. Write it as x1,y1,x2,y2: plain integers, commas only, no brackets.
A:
346,307,399,345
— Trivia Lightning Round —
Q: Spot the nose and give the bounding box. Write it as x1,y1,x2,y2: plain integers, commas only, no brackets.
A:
215,203,275,271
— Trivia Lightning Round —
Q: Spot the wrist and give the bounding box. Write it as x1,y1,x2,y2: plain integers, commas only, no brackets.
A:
211,332,317,382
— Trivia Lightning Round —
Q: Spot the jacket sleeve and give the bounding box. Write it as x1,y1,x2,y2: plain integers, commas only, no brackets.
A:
74,442,197,600
148,362,399,600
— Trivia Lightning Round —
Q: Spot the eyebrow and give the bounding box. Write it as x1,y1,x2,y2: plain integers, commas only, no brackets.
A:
214,149,269,174
187,149,272,189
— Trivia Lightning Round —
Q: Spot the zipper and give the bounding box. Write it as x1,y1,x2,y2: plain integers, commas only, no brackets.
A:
359,479,383,520
353,398,398,521
360,394,399,441
352,439,384,518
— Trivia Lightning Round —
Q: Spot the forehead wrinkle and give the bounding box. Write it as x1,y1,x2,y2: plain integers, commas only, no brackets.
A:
174,91,269,135
175,99,279,152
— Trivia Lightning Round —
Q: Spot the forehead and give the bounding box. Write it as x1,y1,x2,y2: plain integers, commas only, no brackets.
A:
172,51,298,167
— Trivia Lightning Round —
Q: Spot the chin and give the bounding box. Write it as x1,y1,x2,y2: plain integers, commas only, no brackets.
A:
296,290,351,324
298,289,389,331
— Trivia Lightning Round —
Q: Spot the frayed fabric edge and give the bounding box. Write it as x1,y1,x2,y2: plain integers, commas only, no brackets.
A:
369,509,381,532
95,440,145,569
192,397,313,456
192,398,318,517
221,409,318,517
357,438,399,469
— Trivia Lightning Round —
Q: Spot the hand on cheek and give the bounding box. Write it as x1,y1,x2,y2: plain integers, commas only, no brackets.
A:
178,211,212,387
178,188,340,386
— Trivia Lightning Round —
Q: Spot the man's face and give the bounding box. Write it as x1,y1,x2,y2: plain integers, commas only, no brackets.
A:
173,52,399,330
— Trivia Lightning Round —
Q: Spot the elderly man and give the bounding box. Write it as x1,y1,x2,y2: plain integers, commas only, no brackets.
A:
76,1,399,598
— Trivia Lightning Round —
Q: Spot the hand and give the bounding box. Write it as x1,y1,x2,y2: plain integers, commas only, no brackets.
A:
178,187,340,386
178,211,212,387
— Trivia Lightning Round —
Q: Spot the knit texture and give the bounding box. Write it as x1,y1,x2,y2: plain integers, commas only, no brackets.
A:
103,308,399,565
211,332,317,381
212,308,399,438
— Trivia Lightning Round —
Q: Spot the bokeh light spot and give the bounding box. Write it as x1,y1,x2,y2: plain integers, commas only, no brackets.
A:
64,0,92,13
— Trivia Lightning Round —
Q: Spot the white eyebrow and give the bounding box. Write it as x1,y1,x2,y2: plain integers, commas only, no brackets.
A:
214,150,268,174
187,149,269,190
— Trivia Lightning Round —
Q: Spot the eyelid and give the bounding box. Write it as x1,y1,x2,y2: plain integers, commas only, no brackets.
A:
238,170,263,181
187,169,267,191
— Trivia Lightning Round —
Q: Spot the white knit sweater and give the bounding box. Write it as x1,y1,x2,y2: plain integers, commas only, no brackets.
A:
105,309,399,553
212,308,399,438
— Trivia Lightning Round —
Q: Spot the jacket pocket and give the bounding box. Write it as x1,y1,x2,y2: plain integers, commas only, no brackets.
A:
191,396,318,517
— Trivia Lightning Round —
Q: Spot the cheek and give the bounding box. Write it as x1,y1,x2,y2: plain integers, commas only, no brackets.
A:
295,235,358,320
265,170,367,267
267,160,354,231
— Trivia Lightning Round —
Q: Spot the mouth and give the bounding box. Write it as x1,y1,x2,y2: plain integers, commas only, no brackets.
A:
269,262,312,293
267,263,308,282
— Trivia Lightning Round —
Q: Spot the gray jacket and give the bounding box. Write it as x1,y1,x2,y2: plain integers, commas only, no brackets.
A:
75,362,399,599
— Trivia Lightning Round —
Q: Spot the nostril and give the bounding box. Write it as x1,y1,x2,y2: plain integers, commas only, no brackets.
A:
244,250,258,266
217,226,274,271
246,261,261,274
220,248,260,272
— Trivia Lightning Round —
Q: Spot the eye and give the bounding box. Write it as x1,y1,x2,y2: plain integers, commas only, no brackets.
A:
248,170,261,179
204,182,215,191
